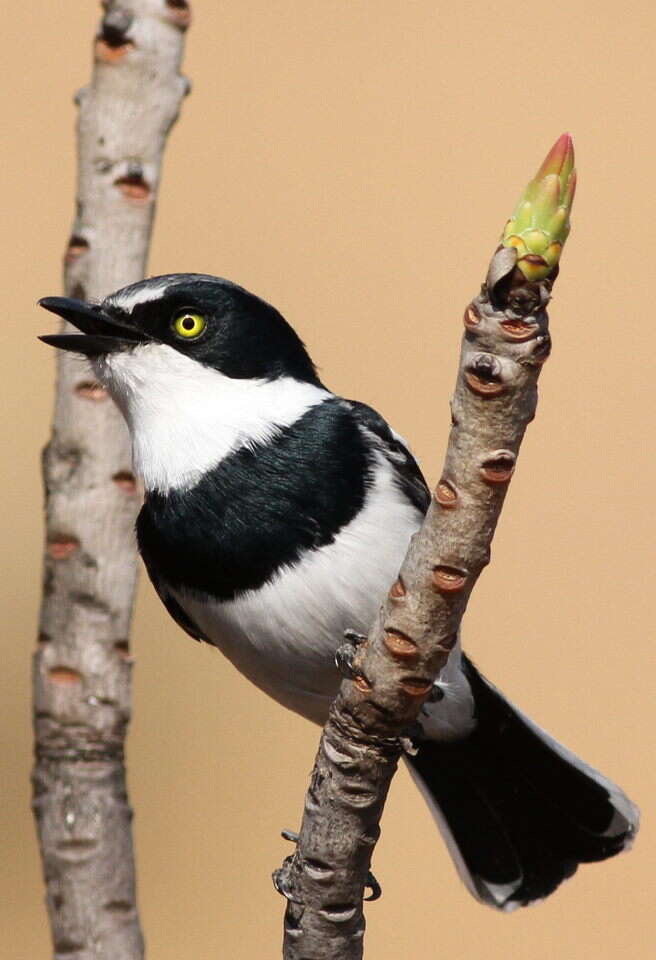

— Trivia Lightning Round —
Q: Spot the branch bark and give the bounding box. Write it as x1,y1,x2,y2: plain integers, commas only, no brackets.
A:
275,139,575,959
33,4,189,957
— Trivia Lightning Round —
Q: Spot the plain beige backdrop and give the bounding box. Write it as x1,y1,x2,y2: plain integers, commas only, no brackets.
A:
3,1,654,957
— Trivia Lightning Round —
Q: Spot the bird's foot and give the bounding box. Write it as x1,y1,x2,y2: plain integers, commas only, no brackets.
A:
335,629,368,679
272,859,296,901
399,716,427,756
334,643,357,679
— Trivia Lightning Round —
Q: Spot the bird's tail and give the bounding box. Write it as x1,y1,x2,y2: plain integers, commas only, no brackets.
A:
406,655,638,911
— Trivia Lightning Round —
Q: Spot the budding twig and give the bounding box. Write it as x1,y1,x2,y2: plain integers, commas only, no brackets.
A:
275,134,576,960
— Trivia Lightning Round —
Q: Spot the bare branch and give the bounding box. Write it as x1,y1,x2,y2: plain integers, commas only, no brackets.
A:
276,136,575,959
32,3,189,956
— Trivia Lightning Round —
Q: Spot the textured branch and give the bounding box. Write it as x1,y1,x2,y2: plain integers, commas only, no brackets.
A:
275,135,576,959
33,3,189,957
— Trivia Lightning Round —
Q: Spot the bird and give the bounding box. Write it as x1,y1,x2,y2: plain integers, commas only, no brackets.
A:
39,273,638,911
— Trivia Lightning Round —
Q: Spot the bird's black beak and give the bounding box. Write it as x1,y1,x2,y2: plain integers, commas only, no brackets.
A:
38,296,149,357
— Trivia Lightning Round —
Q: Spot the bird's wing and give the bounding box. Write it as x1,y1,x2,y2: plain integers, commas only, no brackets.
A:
342,399,431,515
143,560,210,643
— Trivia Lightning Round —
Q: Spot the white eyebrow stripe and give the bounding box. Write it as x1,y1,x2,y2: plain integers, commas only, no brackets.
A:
105,278,176,313
104,274,246,315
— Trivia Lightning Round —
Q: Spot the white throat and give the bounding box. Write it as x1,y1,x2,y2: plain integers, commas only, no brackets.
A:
93,342,330,492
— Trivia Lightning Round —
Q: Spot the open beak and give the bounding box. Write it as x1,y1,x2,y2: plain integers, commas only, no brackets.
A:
38,296,150,357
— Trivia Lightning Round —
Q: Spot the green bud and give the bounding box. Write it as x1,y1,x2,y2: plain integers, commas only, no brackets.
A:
501,133,576,281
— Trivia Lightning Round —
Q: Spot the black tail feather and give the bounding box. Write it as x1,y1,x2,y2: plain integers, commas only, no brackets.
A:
407,656,638,910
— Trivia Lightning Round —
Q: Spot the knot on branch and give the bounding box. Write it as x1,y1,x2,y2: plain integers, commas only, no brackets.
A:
464,287,551,381
114,165,152,203
499,315,539,341
165,0,192,30
48,666,82,685
382,629,417,660
74,380,109,402
95,8,134,63
464,353,507,397
434,478,458,508
64,235,89,266
112,470,138,494
100,6,133,45
431,564,468,593
46,535,80,560
480,450,516,484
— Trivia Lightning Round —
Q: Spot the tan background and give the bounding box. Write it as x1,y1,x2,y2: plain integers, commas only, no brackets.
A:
3,1,654,957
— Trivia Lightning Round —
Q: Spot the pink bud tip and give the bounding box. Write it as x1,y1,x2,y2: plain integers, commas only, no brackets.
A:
535,132,575,181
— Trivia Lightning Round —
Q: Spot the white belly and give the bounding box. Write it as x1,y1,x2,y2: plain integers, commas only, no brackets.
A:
174,455,423,723
172,456,475,737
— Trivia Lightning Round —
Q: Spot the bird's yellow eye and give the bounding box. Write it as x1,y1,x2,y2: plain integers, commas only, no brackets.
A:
172,311,207,340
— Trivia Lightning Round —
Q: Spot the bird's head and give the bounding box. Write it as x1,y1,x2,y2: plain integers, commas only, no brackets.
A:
39,274,327,491
39,273,321,387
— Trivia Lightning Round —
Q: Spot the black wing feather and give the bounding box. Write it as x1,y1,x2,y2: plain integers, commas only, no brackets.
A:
141,550,209,643
344,399,430,515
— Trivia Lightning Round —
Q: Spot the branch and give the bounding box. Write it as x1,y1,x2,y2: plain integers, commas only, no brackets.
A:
32,3,190,956
275,134,576,959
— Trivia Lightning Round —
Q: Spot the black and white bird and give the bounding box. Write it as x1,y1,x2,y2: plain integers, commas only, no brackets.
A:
39,274,638,911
